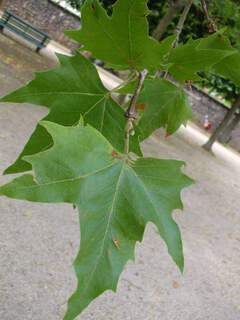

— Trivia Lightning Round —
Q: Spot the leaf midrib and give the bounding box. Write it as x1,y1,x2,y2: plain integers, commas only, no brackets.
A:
88,4,128,63
78,162,125,295
128,166,169,237
5,92,105,100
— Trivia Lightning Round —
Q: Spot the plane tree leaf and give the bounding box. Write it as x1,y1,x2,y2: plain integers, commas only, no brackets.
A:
0,121,193,320
211,51,240,87
0,53,141,174
168,33,236,82
137,78,192,138
198,32,240,86
65,0,172,71
116,78,192,137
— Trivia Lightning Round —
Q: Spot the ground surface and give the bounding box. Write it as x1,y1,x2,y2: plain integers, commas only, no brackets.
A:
0,34,240,320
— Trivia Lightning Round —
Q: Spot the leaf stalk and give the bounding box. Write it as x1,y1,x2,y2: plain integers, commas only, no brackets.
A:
124,69,148,154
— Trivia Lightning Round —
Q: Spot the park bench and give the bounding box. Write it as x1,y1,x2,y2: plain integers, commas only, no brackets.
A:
0,10,50,52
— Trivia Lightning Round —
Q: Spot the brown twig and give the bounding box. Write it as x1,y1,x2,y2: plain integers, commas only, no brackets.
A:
200,0,217,32
124,69,148,154
152,0,186,41
163,0,193,78
173,0,194,48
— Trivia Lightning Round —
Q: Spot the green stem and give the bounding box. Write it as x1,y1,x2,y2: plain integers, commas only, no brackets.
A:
124,118,133,155
124,69,148,155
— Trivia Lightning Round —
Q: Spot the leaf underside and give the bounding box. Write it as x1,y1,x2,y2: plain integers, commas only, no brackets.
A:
0,52,196,176
0,53,141,174
0,122,193,320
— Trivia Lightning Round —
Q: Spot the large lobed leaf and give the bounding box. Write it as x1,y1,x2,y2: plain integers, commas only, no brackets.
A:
0,122,193,320
0,53,141,174
196,31,240,87
65,0,171,71
167,32,237,81
211,52,240,87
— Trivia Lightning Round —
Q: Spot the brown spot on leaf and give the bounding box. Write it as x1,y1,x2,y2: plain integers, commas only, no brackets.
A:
113,239,120,249
136,103,145,111
111,150,119,158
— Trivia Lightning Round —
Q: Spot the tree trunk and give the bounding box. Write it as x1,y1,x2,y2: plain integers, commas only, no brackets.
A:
203,96,240,151
152,0,186,40
218,111,240,144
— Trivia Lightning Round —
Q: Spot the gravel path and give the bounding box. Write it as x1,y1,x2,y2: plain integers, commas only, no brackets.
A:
0,34,240,320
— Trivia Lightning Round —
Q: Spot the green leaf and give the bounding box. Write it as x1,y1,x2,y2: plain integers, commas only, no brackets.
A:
65,0,171,71
168,33,236,82
116,79,138,95
0,53,141,174
211,52,240,87
191,30,240,87
116,78,192,138
138,78,192,137
196,31,240,86
0,121,192,320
